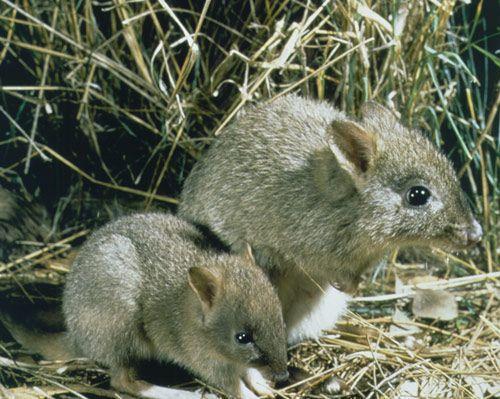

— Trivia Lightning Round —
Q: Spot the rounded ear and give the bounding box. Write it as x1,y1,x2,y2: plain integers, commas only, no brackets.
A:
312,147,358,200
327,119,377,179
188,267,221,311
360,101,398,125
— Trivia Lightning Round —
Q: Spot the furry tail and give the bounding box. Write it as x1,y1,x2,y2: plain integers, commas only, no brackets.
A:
0,313,73,360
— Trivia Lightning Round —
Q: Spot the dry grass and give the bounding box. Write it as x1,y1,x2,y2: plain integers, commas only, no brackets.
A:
0,0,498,398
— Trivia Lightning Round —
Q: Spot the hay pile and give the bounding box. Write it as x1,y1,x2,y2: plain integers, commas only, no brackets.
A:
0,0,498,398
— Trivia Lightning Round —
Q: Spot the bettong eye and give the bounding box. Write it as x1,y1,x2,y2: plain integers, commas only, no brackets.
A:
406,186,431,206
235,331,253,344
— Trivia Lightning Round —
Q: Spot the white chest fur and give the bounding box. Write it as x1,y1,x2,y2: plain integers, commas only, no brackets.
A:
286,285,350,344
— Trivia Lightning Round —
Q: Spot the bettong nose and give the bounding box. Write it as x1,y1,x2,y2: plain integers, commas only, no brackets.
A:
272,370,290,383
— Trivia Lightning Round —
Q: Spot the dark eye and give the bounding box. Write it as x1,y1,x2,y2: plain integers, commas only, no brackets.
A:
235,331,253,344
406,186,431,206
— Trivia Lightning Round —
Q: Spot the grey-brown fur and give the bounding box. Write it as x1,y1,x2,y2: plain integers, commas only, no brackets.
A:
0,187,49,260
179,95,482,341
5,213,288,399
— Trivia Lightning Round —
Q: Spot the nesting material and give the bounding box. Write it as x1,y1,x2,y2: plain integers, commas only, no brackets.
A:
412,289,458,321
0,1,497,398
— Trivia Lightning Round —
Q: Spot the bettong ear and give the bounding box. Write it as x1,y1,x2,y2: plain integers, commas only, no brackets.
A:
326,119,377,178
188,267,221,311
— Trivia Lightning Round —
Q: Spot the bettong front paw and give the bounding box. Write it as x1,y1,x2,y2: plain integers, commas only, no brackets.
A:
242,367,274,397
